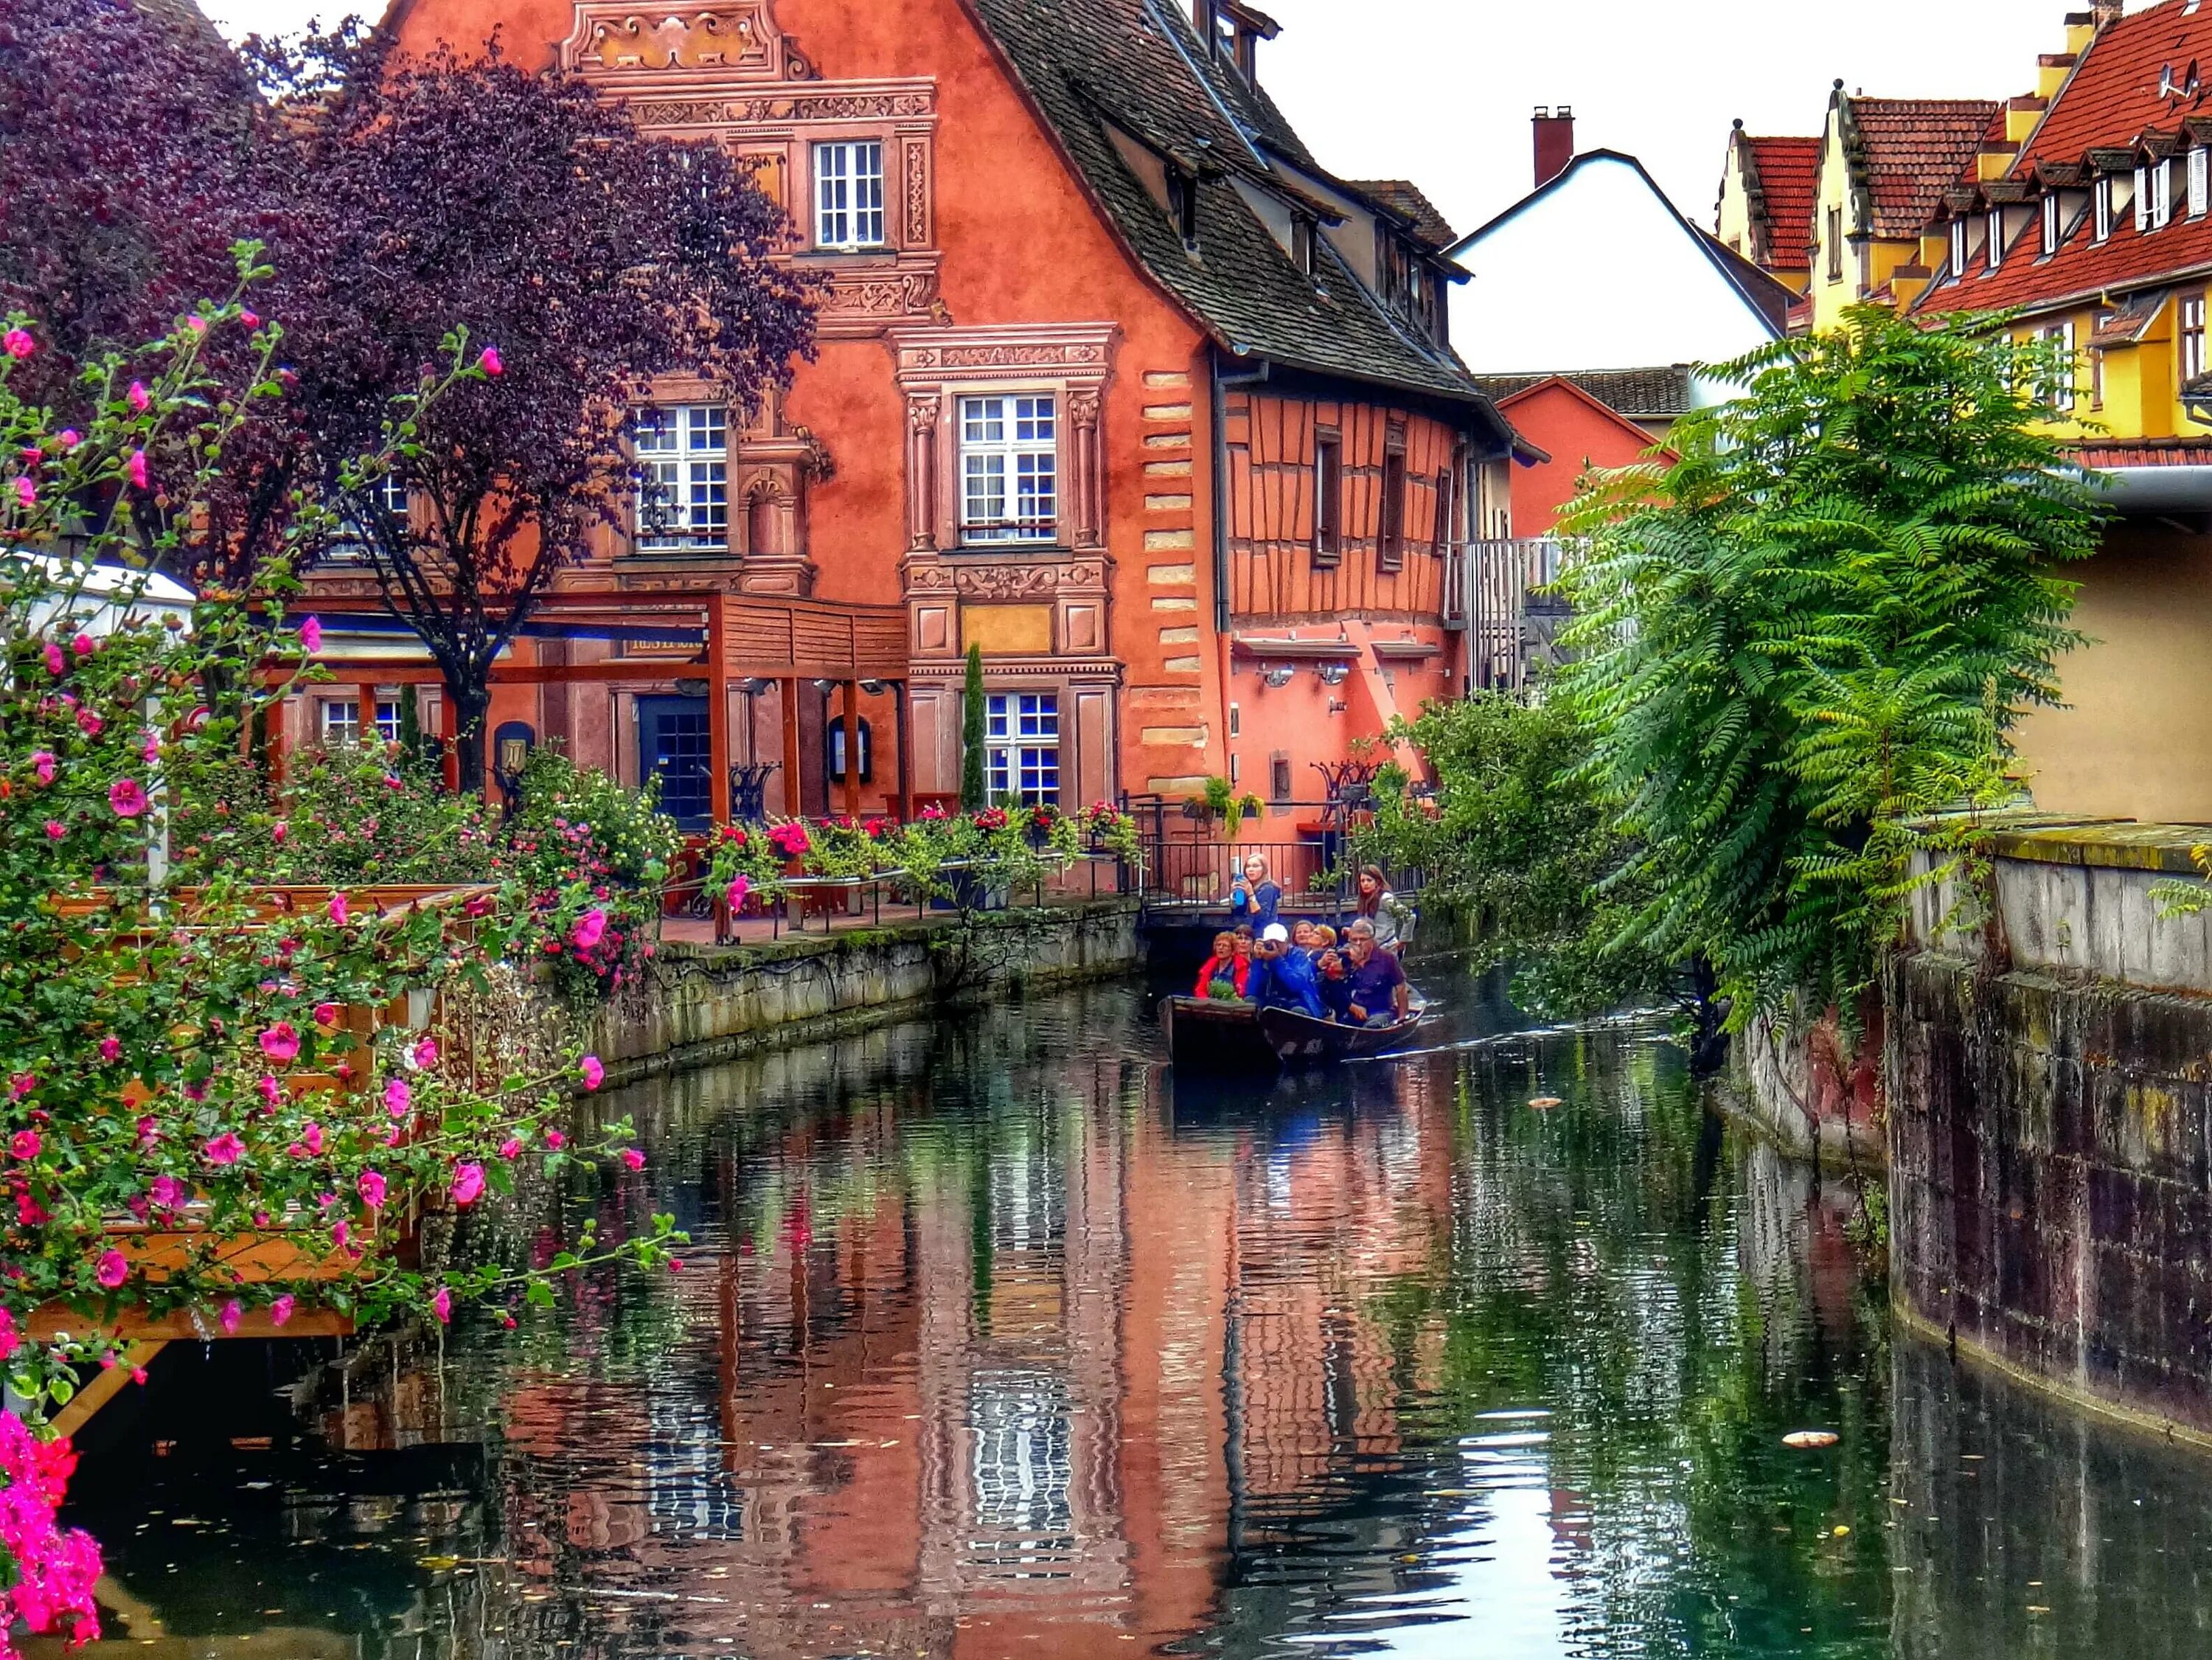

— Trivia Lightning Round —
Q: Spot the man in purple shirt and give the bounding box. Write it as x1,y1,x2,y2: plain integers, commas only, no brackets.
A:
1343,921,1409,1027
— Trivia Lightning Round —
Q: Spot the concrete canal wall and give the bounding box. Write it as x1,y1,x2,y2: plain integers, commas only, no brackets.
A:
588,900,1141,1085
1888,820,2212,1442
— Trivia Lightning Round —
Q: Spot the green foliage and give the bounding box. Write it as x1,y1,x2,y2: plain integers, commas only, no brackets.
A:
960,644,987,812
1352,695,1674,1019
1557,305,2101,1024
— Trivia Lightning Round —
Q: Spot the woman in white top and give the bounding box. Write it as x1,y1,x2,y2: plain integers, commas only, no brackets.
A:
1354,864,1413,953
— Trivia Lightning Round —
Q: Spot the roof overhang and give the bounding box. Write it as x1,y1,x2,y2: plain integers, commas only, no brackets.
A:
1231,635,1361,661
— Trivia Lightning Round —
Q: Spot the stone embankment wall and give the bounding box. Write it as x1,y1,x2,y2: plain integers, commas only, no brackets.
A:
588,901,1140,1086
1714,1002,1885,1174
1889,819,2212,1442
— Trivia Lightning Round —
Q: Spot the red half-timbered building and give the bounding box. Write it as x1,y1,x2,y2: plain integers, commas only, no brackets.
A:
301,0,1523,827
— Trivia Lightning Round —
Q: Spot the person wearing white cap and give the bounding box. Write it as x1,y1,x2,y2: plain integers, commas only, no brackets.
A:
1255,922,1325,1017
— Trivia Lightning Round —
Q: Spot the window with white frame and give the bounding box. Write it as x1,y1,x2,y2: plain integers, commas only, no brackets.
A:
2153,159,2177,229
2194,147,2211,218
2183,293,2208,385
960,395,1058,544
813,141,886,249
632,405,728,549
2042,194,2060,254
2042,322,2077,411
319,698,401,748
2096,176,2115,241
1949,218,1968,278
1987,209,2005,271
984,692,1060,805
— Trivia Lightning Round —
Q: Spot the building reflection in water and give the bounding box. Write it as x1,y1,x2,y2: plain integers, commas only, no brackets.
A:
58,979,2212,1659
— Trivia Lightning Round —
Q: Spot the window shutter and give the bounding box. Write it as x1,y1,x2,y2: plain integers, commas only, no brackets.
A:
2192,147,2209,218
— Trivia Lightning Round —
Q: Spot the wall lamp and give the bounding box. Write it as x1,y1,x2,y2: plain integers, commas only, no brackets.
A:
735,677,773,695
1261,665,1297,690
1315,663,1351,687
859,678,888,695
810,677,838,694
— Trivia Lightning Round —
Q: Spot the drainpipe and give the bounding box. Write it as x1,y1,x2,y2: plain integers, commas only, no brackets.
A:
1211,350,1270,637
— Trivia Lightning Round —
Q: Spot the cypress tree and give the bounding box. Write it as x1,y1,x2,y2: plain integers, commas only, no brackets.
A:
960,644,988,810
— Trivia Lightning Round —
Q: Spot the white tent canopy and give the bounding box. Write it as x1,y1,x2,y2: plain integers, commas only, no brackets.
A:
15,554,197,639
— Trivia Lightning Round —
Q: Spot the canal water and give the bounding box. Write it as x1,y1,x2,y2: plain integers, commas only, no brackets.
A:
53,970,2212,1658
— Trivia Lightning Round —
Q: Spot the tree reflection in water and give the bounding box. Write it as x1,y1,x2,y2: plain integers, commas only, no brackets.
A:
48,974,2212,1659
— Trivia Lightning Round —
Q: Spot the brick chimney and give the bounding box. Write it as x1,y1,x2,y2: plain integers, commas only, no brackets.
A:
2093,1,2125,27
1534,105,1576,190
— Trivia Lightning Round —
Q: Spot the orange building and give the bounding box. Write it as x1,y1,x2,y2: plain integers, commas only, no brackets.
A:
299,0,1525,828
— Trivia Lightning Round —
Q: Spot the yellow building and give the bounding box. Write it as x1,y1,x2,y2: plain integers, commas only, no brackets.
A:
1913,0,2212,822
1714,124,1821,297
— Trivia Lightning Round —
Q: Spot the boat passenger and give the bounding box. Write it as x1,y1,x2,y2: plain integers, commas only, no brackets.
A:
1315,948,1353,1022
1230,855,1282,932
1343,920,1411,1027
1194,931,1248,1001
1256,922,1325,1018
1291,920,1319,952
1354,866,1414,954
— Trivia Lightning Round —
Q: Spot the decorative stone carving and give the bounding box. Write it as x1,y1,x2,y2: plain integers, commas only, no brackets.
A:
563,0,817,84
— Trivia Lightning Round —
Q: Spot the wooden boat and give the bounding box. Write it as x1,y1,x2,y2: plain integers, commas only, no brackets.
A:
1161,993,1430,1070
1258,997,1430,1065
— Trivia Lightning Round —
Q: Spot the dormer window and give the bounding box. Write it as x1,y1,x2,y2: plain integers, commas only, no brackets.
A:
2151,159,2176,229
2042,193,2062,254
2192,147,2209,218
1949,218,1968,278
1987,209,2005,271
2095,176,2115,242
1165,168,1200,250
1291,215,1316,277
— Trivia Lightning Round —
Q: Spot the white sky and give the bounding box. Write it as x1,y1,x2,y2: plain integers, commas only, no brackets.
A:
205,0,2102,242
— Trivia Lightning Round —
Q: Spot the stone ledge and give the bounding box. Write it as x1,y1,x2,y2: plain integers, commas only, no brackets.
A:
1986,818,2211,874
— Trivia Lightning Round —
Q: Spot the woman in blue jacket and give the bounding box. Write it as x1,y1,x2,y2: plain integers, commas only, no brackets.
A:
1229,853,1281,931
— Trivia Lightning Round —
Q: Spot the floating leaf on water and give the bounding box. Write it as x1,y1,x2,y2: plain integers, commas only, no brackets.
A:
418,1556,460,1571
1528,1097,1564,1111
1783,1430,1840,1450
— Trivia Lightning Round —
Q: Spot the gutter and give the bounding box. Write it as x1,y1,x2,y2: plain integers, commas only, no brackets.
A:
1213,352,1271,635
2088,463,2212,513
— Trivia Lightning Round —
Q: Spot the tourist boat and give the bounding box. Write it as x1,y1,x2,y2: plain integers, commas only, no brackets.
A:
1159,994,1430,1070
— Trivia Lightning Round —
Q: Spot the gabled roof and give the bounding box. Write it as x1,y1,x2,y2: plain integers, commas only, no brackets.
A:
1473,366,1693,419
963,0,1503,418
1916,2,2212,319
1843,96,2005,239
1484,375,1679,462
1346,179,1457,251
1735,131,1821,272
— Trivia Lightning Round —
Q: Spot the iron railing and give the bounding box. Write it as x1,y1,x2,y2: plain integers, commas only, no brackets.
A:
1124,796,1421,921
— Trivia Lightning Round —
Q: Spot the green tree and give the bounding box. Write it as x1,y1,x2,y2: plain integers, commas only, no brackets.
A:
960,643,987,810
1557,304,2101,1025
1354,694,1687,1030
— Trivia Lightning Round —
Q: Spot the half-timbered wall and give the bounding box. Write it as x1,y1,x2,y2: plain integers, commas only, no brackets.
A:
1224,392,1462,622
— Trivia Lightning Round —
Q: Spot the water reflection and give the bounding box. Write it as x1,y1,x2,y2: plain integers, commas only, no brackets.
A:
48,973,2212,1658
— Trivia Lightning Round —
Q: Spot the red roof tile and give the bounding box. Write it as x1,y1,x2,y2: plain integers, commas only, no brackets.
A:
1848,98,2004,239
1745,135,1821,271
2072,438,2212,467
2022,0,2212,172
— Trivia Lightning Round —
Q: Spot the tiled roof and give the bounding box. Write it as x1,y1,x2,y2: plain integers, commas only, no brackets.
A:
1345,179,1457,251
1744,134,1821,271
1472,366,1693,419
964,0,1498,412
1848,97,2004,238
2022,0,2212,172
2072,437,2212,466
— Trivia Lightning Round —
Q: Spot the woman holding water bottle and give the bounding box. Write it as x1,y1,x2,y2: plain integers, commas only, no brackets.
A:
1230,852,1281,931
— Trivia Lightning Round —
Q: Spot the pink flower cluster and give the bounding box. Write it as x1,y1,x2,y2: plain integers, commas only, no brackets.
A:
0,1414,102,1649
768,822,811,858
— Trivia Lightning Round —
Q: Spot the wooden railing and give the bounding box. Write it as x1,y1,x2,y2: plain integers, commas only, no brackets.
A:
1466,537,1577,691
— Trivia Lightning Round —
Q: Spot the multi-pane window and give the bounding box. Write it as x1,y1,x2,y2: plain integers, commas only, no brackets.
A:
1987,209,2005,271
960,396,1058,544
633,405,728,549
2183,294,2208,385
319,698,400,748
1379,446,1408,572
1826,206,1843,282
2096,176,2115,242
2193,147,2211,219
2042,194,2063,256
1948,218,1968,278
813,141,886,249
985,692,1060,806
2152,160,2177,230
2042,322,2077,412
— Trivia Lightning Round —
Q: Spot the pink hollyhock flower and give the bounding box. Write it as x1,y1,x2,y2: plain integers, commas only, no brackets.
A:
10,1075,35,1103
383,1077,411,1119
71,633,94,658
0,1307,21,1361
498,1137,523,1160
13,476,34,510
272,822,289,845
621,1148,644,1173
240,309,260,329
31,751,54,785
1,327,32,358
127,449,147,490
95,1250,127,1290
127,381,150,413
478,346,504,376
302,1122,325,1156
328,892,348,925
108,778,147,818
204,1131,244,1165
141,729,160,764
410,1037,439,1070
451,1162,484,1206
97,1036,120,1063
725,875,750,909
75,708,102,737
257,1074,281,1107
358,1169,386,1209
313,1001,338,1027
333,1218,352,1251
580,1055,605,1091
186,315,206,334
55,428,78,449
299,616,321,654
10,1130,39,1160
545,1129,567,1151
570,908,608,951
432,1286,453,1324
270,1294,295,1327
42,820,64,841
149,1175,185,1207
259,1021,300,1063
42,642,63,676
220,1300,241,1335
